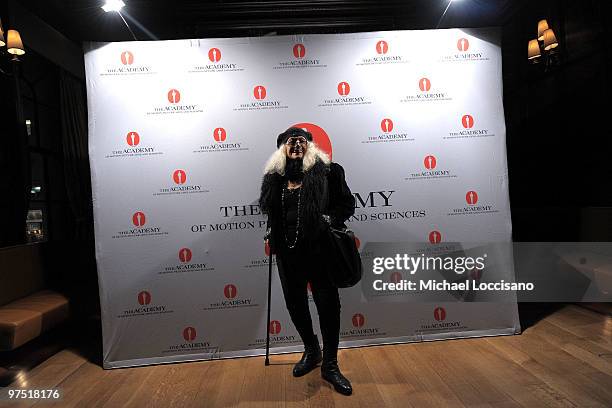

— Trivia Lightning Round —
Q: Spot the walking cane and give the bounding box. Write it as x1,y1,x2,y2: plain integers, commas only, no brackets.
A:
265,245,273,366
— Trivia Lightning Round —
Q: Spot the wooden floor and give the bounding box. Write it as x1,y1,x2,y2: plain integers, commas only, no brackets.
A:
4,304,612,407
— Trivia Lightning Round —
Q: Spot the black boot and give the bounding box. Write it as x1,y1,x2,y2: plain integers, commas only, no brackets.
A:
293,336,322,377
321,358,352,396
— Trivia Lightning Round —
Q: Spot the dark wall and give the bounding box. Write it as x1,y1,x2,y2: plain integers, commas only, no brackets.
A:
502,0,612,240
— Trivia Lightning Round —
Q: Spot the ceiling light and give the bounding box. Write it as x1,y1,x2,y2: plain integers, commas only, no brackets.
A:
102,0,125,13
7,30,25,56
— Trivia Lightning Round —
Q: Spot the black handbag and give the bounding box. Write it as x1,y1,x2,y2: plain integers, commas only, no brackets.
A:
323,224,362,288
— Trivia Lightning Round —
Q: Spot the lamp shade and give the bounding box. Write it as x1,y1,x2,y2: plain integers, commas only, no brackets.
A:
0,18,5,47
7,29,25,55
543,29,559,51
528,39,541,60
537,19,549,41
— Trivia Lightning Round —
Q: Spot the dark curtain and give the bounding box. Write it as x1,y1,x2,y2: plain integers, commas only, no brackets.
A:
59,69,93,242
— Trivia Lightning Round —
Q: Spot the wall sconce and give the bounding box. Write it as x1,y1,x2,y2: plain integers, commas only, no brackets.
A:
0,18,26,64
527,19,560,72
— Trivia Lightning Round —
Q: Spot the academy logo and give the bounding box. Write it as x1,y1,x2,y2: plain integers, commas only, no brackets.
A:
112,211,168,239
401,77,452,103
318,81,372,107
275,43,326,70
153,169,209,197
234,85,288,111
340,312,386,338
190,47,244,73
147,89,204,116
159,246,214,275
445,114,495,140
448,190,499,216
162,326,217,354
358,39,408,66
105,131,164,159
419,306,467,333
363,117,412,144
203,284,259,311
405,155,457,181
194,127,249,154
100,50,155,76
117,290,174,318
440,37,489,63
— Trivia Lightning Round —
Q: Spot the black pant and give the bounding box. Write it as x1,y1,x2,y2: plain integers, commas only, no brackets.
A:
276,244,340,360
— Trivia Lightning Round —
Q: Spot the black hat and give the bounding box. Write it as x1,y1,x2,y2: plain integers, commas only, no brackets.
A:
276,127,313,148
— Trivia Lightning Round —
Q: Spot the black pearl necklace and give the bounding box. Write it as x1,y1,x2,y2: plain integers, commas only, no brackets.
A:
281,181,302,249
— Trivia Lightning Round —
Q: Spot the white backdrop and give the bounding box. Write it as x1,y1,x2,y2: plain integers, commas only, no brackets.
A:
85,27,520,369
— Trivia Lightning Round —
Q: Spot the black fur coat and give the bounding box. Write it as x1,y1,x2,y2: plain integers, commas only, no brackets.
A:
259,146,355,255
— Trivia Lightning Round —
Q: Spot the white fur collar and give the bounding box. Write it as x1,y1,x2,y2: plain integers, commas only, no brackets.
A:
263,142,331,175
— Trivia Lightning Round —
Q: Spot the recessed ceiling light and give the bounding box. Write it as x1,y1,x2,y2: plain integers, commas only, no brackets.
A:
102,0,125,13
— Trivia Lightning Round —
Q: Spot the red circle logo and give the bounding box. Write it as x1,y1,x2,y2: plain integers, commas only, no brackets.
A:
183,326,197,342
354,235,361,249
293,44,306,59
168,89,181,104
269,320,281,335
173,169,187,185
178,247,192,263
466,190,479,205
376,40,388,54
380,118,394,133
462,114,474,129
419,77,431,92
434,307,447,321
290,122,332,160
213,127,227,142
264,241,271,256
424,155,437,170
253,85,267,100
132,211,146,227
120,51,134,65
352,313,365,328
428,230,442,244
337,81,350,96
137,290,151,305
224,284,237,299
126,131,140,146
390,272,402,284
457,38,470,52
208,48,221,62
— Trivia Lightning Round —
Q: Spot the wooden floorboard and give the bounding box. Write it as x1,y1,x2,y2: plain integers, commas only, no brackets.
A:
3,305,611,408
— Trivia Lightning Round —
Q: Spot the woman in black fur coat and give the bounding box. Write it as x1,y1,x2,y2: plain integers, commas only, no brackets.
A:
259,127,355,396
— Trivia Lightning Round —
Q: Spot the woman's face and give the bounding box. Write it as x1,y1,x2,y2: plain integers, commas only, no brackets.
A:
284,137,308,160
